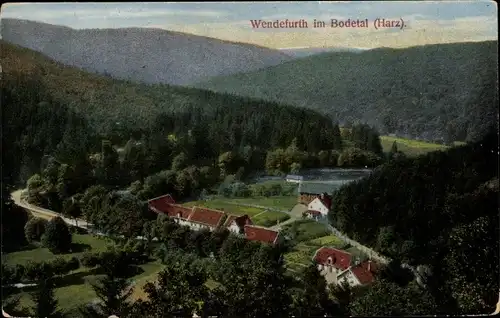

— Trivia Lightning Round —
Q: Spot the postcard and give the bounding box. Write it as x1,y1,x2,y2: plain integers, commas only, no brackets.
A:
1,2,498,317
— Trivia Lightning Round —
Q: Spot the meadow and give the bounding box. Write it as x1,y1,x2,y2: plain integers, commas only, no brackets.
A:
182,199,291,227
3,233,165,315
380,135,450,157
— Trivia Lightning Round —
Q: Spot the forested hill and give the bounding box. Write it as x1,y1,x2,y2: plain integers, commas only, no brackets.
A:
1,18,292,85
1,40,341,184
195,40,498,143
329,129,499,314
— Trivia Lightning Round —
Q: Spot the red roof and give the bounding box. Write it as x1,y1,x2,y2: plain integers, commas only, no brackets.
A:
189,207,225,227
148,194,176,214
313,247,352,271
225,214,253,229
319,196,331,210
165,204,193,219
244,225,279,244
350,261,375,285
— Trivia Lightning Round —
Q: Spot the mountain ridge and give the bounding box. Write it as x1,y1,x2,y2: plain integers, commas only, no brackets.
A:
194,40,498,142
1,18,294,85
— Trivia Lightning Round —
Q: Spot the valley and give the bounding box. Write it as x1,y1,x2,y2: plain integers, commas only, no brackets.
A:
1,7,498,317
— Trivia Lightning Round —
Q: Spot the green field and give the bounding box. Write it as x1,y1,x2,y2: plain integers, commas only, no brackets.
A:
380,136,450,157
283,220,332,243
3,234,113,266
3,234,165,314
183,199,290,227
228,196,298,211
283,233,347,270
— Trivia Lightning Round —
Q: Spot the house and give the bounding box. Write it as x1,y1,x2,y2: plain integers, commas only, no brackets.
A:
147,194,176,214
312,246,376,287
298,182,334,205
225,214,253,235
244,225,282,245
304,195,331,220
185,206,226,231
286,174,303,183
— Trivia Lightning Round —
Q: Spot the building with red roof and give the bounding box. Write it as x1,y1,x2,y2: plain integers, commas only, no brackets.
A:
244,225,281,245
305,195,331,220
184,207,226,231
312,246,376,287
147,194,176,214
225,214,253,235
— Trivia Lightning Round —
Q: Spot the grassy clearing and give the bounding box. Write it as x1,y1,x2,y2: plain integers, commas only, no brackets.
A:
228,196,298,210
283,220,331,243
4,234,164,314
182,199,290,227
10,260,164,314
283,233,346,269
380,136,449,157
252,211,290,227
3,234,113,267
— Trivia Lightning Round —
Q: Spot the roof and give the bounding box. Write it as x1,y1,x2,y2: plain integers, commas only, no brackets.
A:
225,214,253,228
286,175,303,180
313,247,352,271
189,207,226,227
298,182,335,195
308,197,330,210
244,225,279,244
147,194,176,213
350,261,375,285
165,204,193,219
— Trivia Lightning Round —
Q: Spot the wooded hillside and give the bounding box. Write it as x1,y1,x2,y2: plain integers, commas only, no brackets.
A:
195,41,499,143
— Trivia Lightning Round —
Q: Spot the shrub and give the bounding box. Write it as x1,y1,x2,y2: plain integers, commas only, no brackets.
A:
24,217,49,243
42,216,72,254
80,252,100,268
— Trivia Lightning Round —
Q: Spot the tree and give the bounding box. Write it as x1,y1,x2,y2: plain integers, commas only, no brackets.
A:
135,259,209,317
24,217,49,243
42,216,72,254
82,274,134,318
62,195,83,228
349,279,438,316
292,264,339,317
30,278,63,318
171,152,188,171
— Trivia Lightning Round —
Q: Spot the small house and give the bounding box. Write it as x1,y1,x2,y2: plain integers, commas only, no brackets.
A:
225,214,253,235
185,207,226,231
244,225,282,245
286,174,303,183
312,246,376,287
304,195,331,220
147,194,176,214
298,182,334,205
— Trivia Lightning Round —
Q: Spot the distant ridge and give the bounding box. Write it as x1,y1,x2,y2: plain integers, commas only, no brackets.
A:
1,18,294,85
195,40,498,142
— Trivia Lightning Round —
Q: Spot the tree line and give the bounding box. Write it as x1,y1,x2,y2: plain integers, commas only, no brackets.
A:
328,129,499,314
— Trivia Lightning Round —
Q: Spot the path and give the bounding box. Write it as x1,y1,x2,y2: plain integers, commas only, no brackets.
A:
10,189,157,241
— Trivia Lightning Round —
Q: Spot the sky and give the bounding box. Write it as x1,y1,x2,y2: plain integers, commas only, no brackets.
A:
1,1,497,49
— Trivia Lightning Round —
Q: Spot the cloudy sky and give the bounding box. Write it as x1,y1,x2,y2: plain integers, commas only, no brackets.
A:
1,1,497,49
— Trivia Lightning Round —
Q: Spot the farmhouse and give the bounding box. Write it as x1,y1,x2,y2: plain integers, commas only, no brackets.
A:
298,182,334,206
286,174,303,183
304,195,331,220
244,225,282,245
147,194,176,213
148,195,283,245
225,214,253,235
148,195,224,232
312,246,376,287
